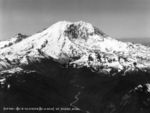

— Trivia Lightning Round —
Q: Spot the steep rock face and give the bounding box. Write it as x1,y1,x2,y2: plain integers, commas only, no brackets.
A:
0,21,150,113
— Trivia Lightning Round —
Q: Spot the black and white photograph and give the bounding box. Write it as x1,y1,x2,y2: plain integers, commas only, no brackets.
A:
0,0,150,113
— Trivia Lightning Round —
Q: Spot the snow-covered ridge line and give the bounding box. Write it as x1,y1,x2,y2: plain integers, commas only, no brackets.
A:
0,33,28,49
0,21,150,74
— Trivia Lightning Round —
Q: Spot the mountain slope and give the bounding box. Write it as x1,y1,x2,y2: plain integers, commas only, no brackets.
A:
0,21,150,74
0,21,150,113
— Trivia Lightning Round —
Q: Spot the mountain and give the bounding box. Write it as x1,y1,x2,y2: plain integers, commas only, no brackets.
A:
0,21,150,113
119,38,150,46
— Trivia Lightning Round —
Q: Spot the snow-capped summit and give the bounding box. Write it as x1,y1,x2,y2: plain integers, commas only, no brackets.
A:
0,21,150,75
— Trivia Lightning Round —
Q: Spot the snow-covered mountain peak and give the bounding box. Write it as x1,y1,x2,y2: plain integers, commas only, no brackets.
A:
0,21,150,75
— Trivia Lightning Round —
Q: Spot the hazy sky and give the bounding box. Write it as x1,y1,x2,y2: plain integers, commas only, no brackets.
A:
0,0,150,40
